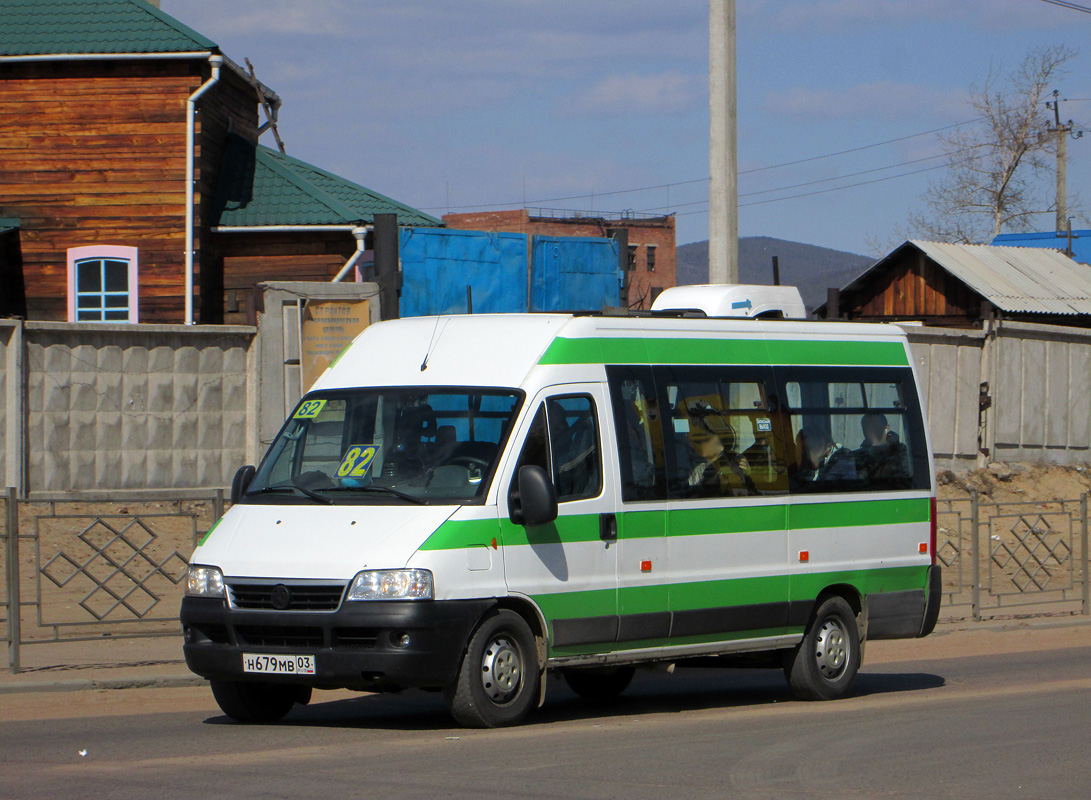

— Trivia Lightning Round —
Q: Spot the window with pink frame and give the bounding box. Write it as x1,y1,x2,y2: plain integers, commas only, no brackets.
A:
66,245,139,323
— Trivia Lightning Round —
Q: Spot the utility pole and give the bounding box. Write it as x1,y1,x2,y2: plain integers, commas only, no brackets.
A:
1047,89,1083,233
709,0,738,284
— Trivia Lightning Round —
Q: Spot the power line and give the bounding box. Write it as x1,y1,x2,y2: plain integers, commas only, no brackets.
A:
738,118,979,175
668,162,949,216
1039,0,1091,12
638,152,952,212
424,118,981,212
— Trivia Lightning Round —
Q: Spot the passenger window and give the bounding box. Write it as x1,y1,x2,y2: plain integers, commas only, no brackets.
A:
606,366,667,502
546,395,602,502
660,369,788,499
511,396,603,505
782,372,924,493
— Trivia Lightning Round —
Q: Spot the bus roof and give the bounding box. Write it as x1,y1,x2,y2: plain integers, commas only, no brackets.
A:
312,313,913,392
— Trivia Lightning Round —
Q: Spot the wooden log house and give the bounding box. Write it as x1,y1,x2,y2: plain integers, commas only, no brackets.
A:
0,0,439,324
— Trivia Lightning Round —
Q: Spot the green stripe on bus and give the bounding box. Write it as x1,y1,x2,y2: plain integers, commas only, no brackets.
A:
538,337,908,367
534,565,928,624
419,497,929,551
198,518,221,547
786,496,930,531
418,518,500,551
535,587,617,621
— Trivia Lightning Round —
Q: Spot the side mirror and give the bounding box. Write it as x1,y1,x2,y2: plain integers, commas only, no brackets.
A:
509,465,558,527
230,465,256,505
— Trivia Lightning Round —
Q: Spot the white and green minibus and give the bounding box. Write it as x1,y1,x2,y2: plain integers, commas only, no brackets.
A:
182,287,940,727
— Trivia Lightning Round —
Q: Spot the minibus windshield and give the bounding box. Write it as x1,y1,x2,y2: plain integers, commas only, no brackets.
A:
245,388,523,505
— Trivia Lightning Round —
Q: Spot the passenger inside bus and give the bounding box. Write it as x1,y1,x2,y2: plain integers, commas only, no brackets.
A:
855,412,911,488
792,425,858,487
684,412,756,497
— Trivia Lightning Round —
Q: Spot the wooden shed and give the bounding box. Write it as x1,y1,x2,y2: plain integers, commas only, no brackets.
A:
817,240,1091,329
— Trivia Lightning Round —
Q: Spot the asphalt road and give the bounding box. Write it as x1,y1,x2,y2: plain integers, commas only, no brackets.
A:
2,632,1090,800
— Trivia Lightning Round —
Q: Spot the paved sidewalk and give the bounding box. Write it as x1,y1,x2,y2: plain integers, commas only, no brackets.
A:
1,635,201,694
3,612,1090,696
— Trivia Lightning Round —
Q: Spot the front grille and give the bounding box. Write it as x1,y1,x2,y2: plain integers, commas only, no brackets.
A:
228,582,345,611
235,625,324,648
333,627,381,649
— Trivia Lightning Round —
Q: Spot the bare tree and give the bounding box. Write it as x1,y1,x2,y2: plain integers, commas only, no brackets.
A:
910,45,1077,244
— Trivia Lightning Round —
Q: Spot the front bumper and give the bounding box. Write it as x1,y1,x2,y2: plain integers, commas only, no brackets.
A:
181,596,494,690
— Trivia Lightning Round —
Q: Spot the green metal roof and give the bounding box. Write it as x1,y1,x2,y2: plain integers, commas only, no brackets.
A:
0,0,216,57
214,137,442,228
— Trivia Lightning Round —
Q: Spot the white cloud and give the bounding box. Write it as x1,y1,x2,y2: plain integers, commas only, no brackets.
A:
763,82,968,122
741,0,1076,32
569,72,701,117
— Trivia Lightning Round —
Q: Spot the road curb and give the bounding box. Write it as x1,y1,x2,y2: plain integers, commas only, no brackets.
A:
0,675,207,695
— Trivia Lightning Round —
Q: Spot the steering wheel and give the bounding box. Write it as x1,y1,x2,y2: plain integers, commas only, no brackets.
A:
444,456,490,471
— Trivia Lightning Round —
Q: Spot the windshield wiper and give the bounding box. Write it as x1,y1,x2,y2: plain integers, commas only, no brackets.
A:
322,485,427,505
249,484,334,505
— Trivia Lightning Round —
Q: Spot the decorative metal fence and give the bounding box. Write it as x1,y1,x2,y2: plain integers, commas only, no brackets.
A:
4,489,1091,673
3,488,222,672
936,493,1090,620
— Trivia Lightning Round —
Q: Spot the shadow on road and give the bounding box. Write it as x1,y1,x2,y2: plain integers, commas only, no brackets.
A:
200,666,945,731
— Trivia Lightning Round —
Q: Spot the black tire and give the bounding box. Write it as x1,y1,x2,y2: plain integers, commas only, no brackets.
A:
784,595,860,701
444,609,540,728
210,680,311,723
563,666,635,700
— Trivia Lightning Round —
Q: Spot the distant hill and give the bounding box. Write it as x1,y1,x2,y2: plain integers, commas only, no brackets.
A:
676,237,875,313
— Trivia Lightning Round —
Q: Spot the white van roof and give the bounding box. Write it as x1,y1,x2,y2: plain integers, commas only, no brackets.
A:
651,284,807,319
312,312,910,393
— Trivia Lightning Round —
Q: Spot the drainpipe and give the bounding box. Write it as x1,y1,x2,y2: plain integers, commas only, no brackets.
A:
331,227,371,282
184,55,223,325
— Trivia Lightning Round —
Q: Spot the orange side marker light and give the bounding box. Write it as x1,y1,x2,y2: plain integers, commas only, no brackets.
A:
799,551,809,563
919,542,928,554
640,560,652,573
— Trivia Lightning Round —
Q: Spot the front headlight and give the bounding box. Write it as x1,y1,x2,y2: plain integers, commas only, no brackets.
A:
346,569,433,601
186,565,225,598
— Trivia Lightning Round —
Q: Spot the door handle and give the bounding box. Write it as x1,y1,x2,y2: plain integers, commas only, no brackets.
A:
600,513,618,542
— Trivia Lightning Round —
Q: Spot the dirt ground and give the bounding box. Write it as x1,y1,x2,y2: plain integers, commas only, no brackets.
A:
937,462,1091,503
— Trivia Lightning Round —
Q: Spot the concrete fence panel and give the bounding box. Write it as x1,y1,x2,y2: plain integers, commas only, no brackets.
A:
23,322,255,494
905,326,983,470
990,322,1091,465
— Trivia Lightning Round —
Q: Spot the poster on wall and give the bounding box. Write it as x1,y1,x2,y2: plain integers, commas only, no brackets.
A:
299,299,371,391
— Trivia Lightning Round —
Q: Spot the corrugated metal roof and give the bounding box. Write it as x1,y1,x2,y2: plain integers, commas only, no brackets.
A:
911,240,1091,315
991,230,1091,267
0,0,215,57
214,137,442,228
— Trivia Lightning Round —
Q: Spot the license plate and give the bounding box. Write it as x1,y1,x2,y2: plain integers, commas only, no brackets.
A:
242,653,315,675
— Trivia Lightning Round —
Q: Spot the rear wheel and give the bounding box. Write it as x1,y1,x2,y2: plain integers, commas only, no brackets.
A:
210,680,311,723
445,609,540,728
563,666,635,700
784,595,860,701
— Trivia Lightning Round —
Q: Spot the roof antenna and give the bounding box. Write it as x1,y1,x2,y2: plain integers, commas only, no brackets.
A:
420,316,446,371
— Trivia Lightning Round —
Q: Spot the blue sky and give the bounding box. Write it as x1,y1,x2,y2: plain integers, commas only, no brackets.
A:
166,0,1091,256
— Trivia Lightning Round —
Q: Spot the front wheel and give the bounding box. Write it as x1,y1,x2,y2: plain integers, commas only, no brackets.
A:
784,595,860,701
210,680,311,723
445,609,540,728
